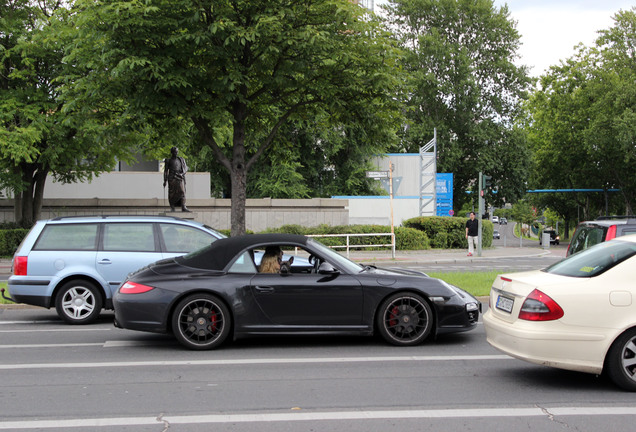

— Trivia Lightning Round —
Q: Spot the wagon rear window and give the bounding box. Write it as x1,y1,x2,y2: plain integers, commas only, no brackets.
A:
34,224,99,251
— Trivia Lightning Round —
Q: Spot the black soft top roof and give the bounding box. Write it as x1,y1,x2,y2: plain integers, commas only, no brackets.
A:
177,233,309,271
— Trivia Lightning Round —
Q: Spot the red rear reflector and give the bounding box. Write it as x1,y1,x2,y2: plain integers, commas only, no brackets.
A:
119,281,154,294
13,256,27,276
606,225,617,241
501,277,512,282
519,289,564,321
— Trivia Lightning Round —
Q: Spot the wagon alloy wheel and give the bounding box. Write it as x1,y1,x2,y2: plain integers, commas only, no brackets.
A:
55,280,103,324
607,329,636,391
172,294,231,350
377,293,433,346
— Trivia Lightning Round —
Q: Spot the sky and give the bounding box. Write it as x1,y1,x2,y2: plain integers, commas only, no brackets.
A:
374,0,635,76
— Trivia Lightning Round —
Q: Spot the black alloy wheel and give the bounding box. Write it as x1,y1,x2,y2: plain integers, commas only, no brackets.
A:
172,294,231,350
377,293,433,346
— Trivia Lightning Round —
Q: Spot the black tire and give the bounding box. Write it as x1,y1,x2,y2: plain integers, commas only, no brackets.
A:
377,293,433,346
172,293,231,350
606,328,636,391
55,280,103,324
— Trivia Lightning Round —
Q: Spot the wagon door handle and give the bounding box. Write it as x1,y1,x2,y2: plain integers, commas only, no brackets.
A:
254,286,274,293
98,259,112,265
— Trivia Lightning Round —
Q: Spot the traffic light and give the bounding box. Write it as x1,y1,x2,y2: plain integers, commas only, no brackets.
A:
482,175,492,190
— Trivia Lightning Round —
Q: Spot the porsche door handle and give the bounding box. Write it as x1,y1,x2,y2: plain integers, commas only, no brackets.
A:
254,286,274,293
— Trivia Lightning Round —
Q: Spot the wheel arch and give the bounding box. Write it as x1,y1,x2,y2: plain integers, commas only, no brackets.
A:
603,324,636,371
165,289,235,338
372,289,438,336
52,275,107,309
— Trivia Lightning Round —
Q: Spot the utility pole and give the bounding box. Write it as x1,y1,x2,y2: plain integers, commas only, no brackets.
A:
478,172,492,257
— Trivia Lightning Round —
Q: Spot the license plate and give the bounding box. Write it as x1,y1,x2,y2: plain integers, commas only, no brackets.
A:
496,295,514,313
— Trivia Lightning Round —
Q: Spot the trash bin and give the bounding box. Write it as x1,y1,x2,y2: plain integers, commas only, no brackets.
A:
542,232,551,249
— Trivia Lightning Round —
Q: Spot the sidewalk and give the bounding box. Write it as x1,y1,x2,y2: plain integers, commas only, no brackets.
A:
344,245,565,266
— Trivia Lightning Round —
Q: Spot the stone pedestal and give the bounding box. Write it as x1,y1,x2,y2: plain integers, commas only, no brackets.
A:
159,211,197,220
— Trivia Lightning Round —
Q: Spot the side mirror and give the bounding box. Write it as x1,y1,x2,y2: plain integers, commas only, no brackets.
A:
318,262,339,275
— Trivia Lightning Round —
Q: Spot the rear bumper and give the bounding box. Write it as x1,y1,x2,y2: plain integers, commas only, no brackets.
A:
8,279,53,308
483,309,606,374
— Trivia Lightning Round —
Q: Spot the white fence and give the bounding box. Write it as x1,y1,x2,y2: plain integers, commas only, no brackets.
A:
307,233,396,258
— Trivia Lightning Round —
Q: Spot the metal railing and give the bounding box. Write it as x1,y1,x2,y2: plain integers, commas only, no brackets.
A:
307,233,396,258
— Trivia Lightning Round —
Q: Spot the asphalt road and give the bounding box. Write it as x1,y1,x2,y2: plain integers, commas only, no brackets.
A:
2,300,636,431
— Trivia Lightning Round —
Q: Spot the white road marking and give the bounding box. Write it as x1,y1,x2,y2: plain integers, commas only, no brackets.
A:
2,406,636,429
0,354,511,370
0,343,103,349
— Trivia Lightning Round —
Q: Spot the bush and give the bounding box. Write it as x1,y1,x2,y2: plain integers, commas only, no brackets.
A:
0,229,29,257
403,216,493,249
262,224,430,250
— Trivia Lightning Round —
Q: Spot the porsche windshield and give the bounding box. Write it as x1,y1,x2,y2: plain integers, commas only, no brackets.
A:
307,238,365,274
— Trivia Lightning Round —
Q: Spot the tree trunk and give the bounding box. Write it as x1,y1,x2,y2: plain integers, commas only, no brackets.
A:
14,163,48,228
230,104,248,237
230,165,247,237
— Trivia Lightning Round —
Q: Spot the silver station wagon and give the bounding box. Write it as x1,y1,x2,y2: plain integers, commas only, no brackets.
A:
8,216,225,324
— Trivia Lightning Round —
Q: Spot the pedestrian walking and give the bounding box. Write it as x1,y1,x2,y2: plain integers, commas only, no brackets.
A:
465,212,478,256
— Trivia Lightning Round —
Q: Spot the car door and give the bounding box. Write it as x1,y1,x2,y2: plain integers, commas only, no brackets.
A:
95,222,161,297
249,269,364,327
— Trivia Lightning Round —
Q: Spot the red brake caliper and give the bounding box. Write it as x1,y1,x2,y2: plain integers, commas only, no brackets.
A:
389,306,399,327
209,311,217,331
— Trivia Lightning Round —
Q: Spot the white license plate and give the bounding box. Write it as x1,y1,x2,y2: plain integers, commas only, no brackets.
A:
496,295,514,313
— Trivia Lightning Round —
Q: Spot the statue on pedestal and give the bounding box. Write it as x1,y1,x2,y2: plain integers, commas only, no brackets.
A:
163,147,190,212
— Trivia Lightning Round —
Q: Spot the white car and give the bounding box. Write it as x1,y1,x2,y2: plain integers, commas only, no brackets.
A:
483,235,636,390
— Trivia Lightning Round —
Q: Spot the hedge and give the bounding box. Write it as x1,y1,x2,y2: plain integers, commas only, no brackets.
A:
0,229,29,257
403,216,493,249
261,224,430,250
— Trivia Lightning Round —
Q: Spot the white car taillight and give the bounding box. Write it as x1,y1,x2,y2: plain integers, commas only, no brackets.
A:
519,289,564,321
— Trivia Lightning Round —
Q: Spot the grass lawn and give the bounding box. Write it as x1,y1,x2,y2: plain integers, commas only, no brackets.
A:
0,282,11,305
428,270,503,297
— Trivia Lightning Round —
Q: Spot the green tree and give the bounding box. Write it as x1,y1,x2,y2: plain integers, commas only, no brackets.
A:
382,0,532,210
526,8,636,223
0,0,142,227
65,0,404,235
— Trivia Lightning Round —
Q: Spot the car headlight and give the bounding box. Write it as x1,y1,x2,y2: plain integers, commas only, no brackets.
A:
466,302,479,311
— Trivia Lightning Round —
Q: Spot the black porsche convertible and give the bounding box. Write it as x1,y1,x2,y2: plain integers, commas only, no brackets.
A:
113,234,481,350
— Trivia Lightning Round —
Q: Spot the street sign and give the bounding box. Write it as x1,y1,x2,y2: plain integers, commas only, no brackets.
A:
366,171,389,179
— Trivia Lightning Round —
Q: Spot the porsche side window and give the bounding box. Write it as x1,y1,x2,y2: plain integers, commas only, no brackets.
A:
228,251,257,274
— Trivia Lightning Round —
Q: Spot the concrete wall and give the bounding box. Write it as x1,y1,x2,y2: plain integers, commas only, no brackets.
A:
336,196,430,226
43,172,211,200
0,198,349,232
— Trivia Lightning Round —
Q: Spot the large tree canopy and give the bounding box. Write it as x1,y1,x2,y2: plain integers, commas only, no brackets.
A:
527,7,636,220
65,0,404,235
0,0,147,227
383,0,532,210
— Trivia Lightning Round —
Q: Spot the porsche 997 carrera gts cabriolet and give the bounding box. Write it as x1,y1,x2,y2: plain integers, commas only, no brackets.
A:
113,234,481,350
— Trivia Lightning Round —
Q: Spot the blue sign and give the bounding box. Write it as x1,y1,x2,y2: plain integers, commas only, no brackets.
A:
436,173,453,217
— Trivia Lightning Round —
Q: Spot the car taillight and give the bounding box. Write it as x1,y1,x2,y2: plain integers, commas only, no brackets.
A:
13,256,28,276
606,225,617,241
119,281,154,294
518,289,564,321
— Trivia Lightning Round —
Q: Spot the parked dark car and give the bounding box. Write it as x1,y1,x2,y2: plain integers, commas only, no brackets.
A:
540,229,560,245
113,234,481,350
567,217,636,256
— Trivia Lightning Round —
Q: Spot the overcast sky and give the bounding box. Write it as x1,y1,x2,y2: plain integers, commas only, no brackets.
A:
375,0,635,76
